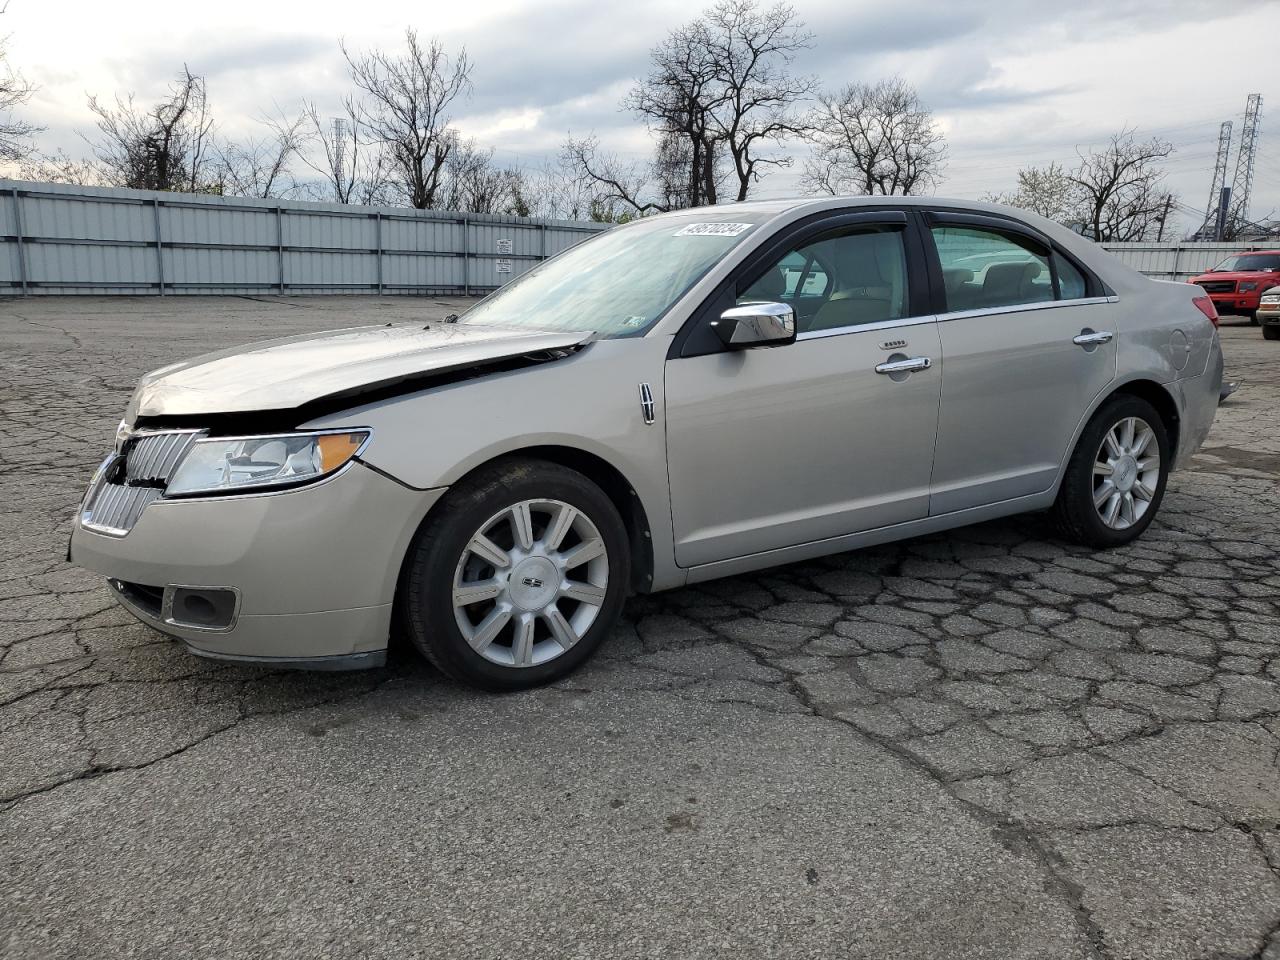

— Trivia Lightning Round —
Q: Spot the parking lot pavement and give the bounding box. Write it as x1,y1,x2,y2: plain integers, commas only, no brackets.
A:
1,297,1278,960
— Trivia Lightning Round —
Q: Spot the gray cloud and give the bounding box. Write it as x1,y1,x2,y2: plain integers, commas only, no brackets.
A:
19,0,1274,226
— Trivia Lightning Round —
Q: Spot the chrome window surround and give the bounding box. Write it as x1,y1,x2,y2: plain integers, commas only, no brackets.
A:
794,295,1118,342
797,314,938,342
934,295,1118,324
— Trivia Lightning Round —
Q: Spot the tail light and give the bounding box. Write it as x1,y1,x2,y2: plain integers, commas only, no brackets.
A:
1192,295,1219,328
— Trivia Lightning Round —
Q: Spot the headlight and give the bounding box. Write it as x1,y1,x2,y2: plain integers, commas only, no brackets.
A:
164,430,370,497
1239,282,1258,291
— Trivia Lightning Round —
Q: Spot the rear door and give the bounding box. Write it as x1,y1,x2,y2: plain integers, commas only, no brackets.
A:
923,211,1118,514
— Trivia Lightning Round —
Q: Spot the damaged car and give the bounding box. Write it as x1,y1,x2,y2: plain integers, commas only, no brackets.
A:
70,197,1224,689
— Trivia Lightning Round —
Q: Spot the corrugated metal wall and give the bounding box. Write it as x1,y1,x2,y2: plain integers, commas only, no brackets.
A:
1099,242,1275,281
1,179,1270,294
0,180,608,296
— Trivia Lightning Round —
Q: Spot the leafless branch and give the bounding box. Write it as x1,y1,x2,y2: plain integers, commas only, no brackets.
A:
341,29,472,209
801,77,946,197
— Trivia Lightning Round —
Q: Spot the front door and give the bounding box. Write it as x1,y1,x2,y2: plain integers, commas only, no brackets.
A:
924,215,1119,514
665,216,942,568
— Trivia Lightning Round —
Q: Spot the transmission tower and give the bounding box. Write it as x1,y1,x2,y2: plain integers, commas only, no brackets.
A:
332,117,348,189
1226,94,1262,236
1199,120,1232,239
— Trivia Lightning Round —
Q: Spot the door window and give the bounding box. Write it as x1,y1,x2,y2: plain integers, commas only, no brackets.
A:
1057,255,1088,300
739,227,908,334
931,226,1054,312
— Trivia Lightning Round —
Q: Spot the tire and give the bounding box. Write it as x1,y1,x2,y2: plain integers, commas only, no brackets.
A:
1249,311,1260,326
400,458,630,691
1050,394,1170,549
1263,325,1280,341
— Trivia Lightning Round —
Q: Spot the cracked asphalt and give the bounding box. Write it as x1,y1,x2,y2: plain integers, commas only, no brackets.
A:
2,296,1279,960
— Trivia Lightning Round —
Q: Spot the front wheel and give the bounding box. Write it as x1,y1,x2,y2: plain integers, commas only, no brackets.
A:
1263,324,1280,341
400,458,630,690
1051,394,1170,548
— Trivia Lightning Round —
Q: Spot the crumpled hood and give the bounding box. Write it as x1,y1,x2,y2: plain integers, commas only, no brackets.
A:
126,321,592,419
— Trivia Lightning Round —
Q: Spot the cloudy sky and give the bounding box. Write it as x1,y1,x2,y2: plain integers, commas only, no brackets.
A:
6,0,1276,232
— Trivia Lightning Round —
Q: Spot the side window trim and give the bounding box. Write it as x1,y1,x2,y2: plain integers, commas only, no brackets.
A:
925,208,1109,303
672,208,920,359
923,212,1061,314
933,296,1116,325
1051,245,1109,300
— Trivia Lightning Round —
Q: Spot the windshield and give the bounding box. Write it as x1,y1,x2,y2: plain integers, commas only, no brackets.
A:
1212,253,1280,272
459,213,766,338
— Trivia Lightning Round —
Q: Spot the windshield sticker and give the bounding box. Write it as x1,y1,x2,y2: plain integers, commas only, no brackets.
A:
674,222,754,238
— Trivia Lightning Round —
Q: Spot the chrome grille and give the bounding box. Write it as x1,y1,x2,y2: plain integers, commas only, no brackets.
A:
1196,280,1236,294
125,432,198,483
84,484,163,534
81,430,200,535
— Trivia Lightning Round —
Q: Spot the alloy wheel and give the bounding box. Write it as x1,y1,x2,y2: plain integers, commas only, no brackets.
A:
1092,416,1161,531
451,499,609,668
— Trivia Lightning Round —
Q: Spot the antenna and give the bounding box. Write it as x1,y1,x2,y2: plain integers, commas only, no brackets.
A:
1226,94,1262,238
1199,120,1232,239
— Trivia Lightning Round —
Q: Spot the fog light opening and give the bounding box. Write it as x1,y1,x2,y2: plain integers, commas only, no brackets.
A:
166,587,238,630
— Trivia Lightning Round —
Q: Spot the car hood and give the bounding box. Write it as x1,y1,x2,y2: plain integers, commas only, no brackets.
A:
126,321,593,420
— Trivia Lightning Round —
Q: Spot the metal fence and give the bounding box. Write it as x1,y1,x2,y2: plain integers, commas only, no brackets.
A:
0,180,1270,295
1099,241,1275,281
0,180,608,296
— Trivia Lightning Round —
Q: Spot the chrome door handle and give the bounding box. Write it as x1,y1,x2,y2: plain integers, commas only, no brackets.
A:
1073,330,1114,346
875,356,932,375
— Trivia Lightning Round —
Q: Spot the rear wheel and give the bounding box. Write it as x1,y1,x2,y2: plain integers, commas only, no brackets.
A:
1051,394,1170,548
401,459,630,690
1263,324,1280,341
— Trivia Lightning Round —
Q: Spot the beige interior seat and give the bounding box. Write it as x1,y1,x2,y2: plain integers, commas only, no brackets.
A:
981,260,1046,306
810,232,903,332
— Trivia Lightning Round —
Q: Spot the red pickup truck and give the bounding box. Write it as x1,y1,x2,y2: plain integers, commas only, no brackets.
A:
1190,251,1280,323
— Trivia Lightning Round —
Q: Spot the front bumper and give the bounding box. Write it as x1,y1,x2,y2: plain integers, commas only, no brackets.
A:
1207,293,1262,316
1257,304,1280,325
70,462,443,666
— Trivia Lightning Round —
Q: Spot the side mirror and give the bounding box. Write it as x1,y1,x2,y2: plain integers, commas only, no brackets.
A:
711,301,796,349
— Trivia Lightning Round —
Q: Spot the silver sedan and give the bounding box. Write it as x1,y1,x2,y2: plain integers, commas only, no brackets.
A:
71,197,1223,689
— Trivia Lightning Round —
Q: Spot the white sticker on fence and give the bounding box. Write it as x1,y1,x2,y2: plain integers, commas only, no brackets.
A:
495,258,513,274
496,238,513,254
674,222,754,237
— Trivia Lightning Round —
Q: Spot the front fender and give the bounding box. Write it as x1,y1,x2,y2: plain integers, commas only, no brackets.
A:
302,336,685,591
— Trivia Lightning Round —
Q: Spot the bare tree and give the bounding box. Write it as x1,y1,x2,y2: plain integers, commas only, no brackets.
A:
18,149,98,185
621,0,811,206
523,157,612,222
209,111,308,199
86,67,214,192
294,101,391,205
1068,129,1174,242
342,29,472,209
802,77,945,197
983,162,1076,222
436,139,530,215
0,8,38,163
561,135,673,219
701,0,814,200
625,18,725,207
